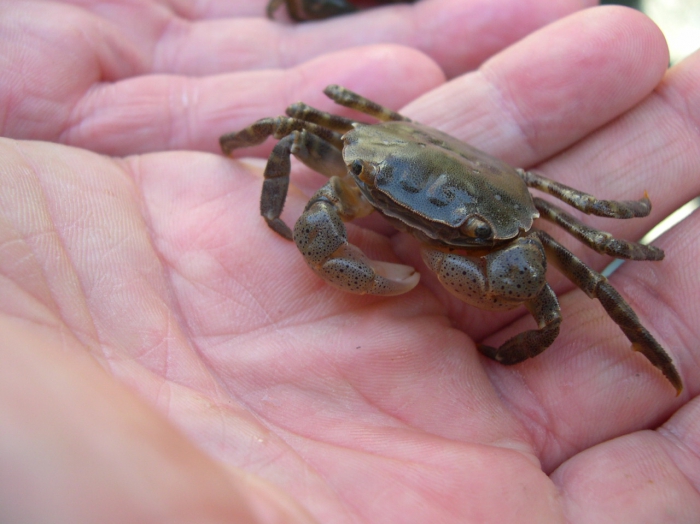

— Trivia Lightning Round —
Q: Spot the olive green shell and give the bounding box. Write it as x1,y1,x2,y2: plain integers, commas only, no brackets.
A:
342,121,538,245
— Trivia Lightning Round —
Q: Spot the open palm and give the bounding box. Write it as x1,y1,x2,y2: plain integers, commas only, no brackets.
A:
2,2,699,523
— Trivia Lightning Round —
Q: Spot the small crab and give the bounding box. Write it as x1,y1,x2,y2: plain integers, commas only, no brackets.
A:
266,0,414,21
220,85,683,394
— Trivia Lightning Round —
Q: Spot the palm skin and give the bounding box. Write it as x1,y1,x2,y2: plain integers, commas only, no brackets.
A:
1,1,700,523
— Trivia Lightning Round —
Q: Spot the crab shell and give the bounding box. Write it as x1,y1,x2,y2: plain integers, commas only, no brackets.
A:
342,121,539,248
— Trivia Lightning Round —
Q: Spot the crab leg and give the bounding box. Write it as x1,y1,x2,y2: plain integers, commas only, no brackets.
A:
262,130,349,239
422,235,562,364
267,0,358,21
220,117,343,156
536,229,683,393
534,197,664,261
518,169,653,218
285,102,358,132
323,85,410,122
219,115,348,239
295,178,419,296
478,283,562,364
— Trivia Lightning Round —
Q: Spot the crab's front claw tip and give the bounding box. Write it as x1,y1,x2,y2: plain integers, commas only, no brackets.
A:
219,133,238,156
368,260,421,296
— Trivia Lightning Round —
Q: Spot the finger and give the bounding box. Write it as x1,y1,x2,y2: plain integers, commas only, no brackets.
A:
67,0,591,77
2,0,585,146
58,0,267,19
404,6,669,167
63,45,444,155
551,399,700,521
159,0,593,78
3,2,437,144
0,2,148,140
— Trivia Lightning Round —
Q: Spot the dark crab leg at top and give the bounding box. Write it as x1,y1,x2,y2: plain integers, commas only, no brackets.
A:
220,85,682,394
267,0,357,21
266,0,415,21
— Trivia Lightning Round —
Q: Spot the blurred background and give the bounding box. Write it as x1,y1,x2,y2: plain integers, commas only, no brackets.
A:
602,0,700,64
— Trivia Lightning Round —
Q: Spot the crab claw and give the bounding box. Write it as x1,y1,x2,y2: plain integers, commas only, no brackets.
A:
294,199,419,296
316,243,419,296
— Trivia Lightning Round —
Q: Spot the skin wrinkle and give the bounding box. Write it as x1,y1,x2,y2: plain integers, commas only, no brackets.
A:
657,59,700,134
71,7,147,80
279,428,448,513
166,76,195,150
124,156,206,371
82,159,213,392
201,384,362,521
658,424,700,496
9,143,105,354
476,66,538,163
155,14,197,74
652,91,700,173
149,155,286,326
272,22,293,71
330,339,534,457
630,239,700,384
485,360,572,471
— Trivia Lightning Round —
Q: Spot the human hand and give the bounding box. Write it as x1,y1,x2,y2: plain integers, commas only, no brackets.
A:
3,4,700,524
1,0,592,155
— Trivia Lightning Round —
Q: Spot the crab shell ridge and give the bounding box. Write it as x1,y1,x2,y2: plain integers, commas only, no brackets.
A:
342,121,539,247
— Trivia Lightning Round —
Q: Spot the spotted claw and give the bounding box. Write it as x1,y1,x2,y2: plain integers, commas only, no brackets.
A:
294,199,419,296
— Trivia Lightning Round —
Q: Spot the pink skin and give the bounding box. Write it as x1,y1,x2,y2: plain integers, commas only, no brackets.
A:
0,0,593,152
2,2,700,524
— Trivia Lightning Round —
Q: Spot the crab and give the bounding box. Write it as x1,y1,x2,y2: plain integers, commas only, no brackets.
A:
266,0,414,21
219,85,683,394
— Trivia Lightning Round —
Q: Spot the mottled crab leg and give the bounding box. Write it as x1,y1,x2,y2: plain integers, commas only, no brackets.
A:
422,234,562,364
220,117,345,239
267,0,358,21
478,283,563,364
323,85,411,122
533,197,664,261
518,169,653,218
536,229,683,394
285,102,358,132
295,177,420,295
220,116,343,155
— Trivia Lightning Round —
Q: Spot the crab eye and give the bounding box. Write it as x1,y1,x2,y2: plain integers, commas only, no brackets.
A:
350,160,364,176
461,217,492,240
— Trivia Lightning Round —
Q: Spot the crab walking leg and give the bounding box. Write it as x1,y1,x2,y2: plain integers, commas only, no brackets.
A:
294,179,420,295
533,197,665,261
518,169,653,218
478,283,562,364
285,102,357,133
536,230,683,394
422,236,562,363
324,85,410,122
259,130,348,239
219,117,343,156
267,0,357,21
